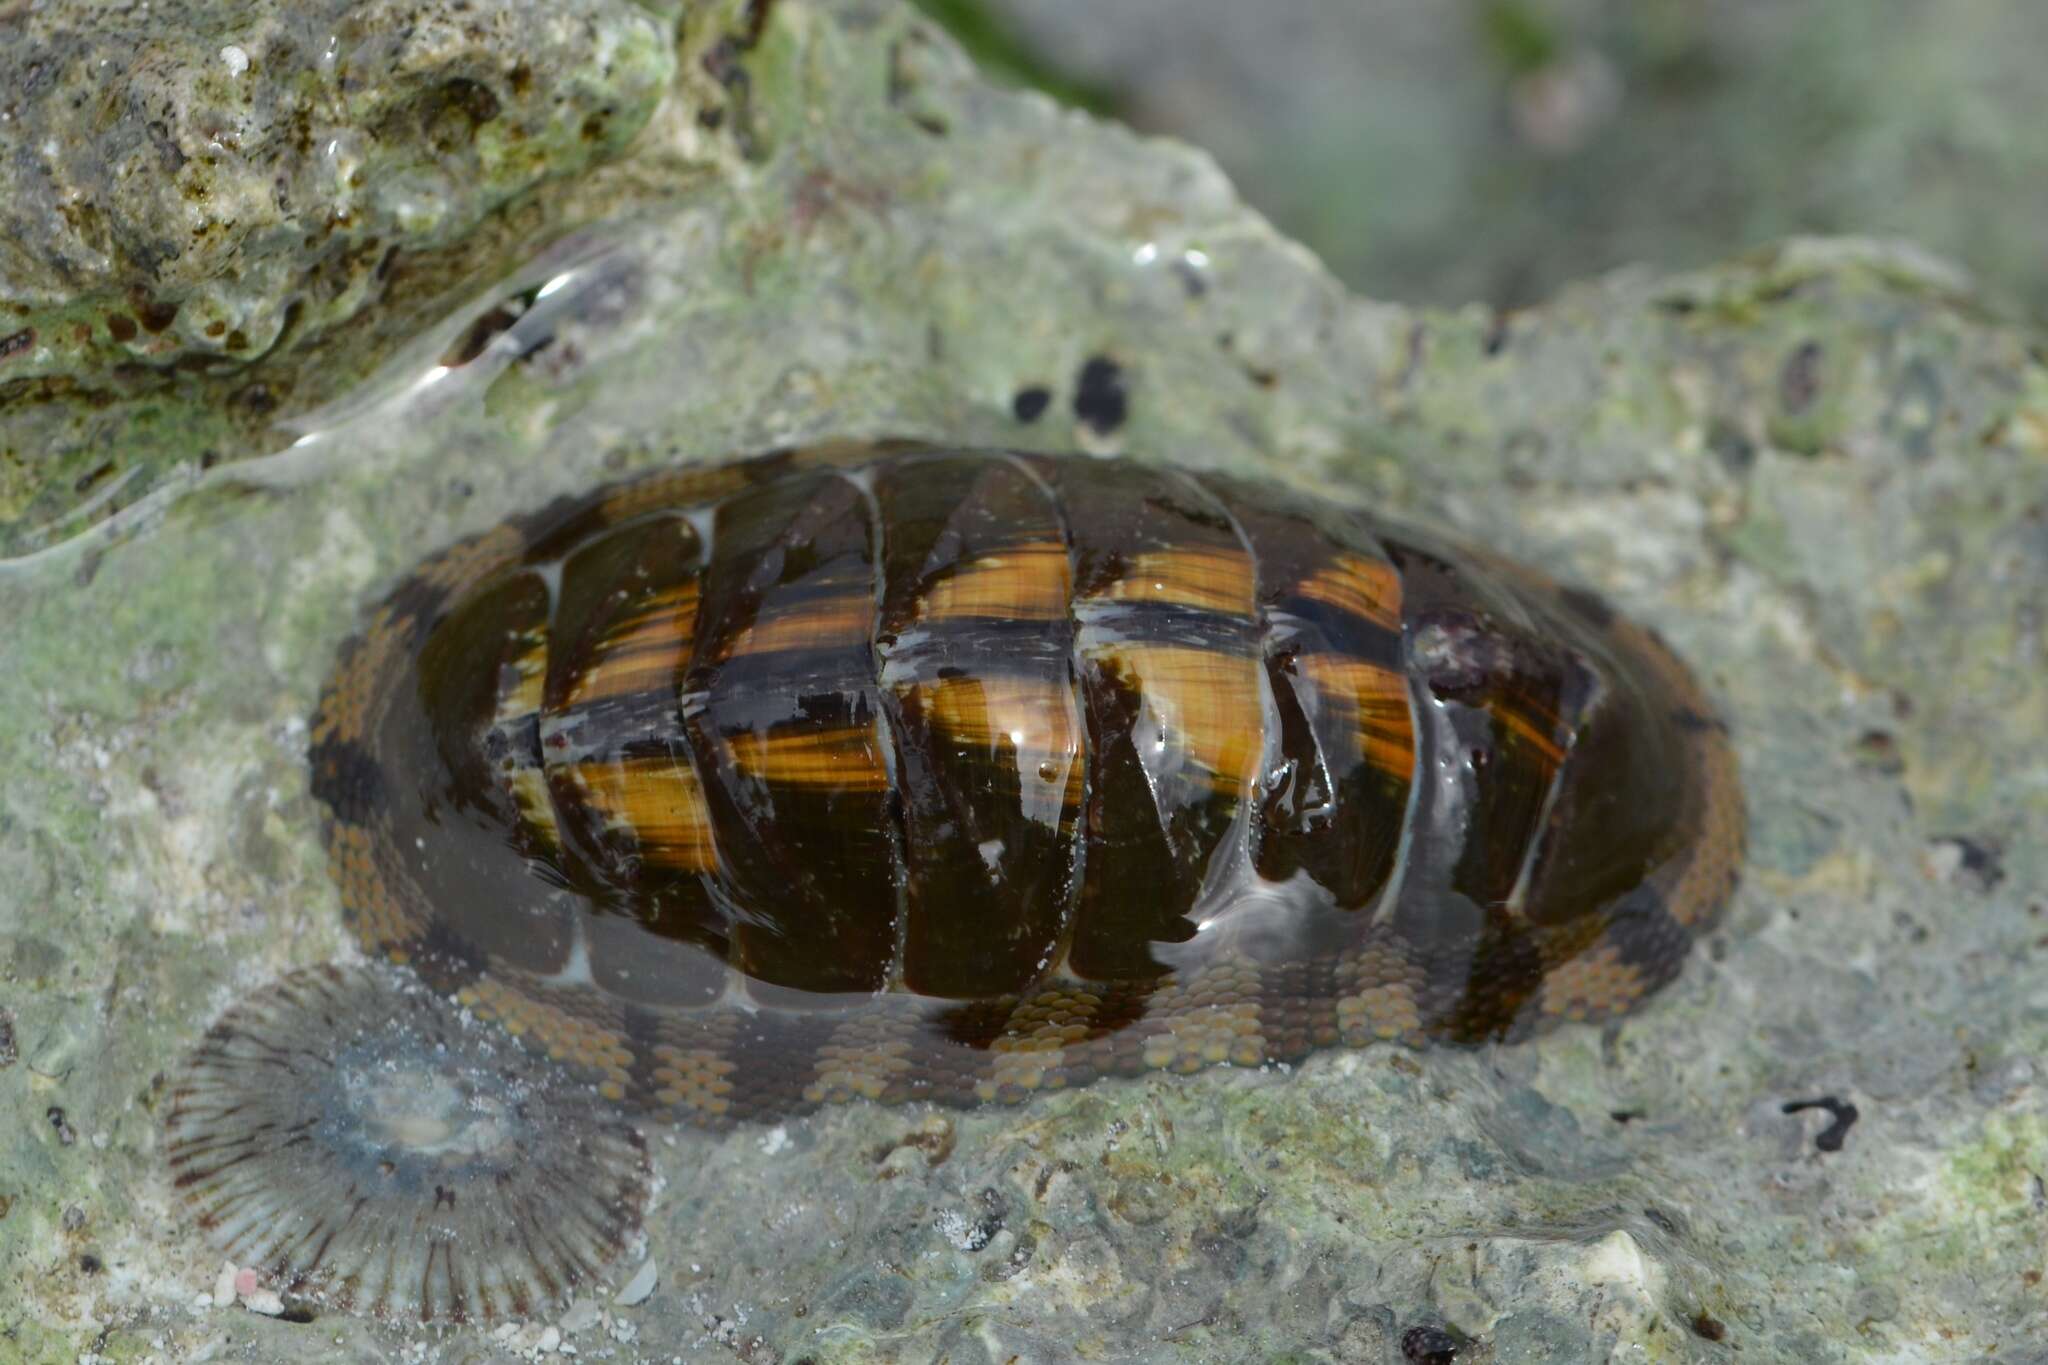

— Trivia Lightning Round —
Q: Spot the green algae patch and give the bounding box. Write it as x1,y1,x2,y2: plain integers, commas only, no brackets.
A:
1941,1113,2048,1234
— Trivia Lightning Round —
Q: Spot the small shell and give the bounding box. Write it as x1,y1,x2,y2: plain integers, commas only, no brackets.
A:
162,963,649,1324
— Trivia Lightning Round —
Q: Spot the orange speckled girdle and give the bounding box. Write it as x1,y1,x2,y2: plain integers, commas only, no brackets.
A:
308,444,1742,1125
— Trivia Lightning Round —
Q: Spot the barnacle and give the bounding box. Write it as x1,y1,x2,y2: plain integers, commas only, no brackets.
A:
162,963,649,1324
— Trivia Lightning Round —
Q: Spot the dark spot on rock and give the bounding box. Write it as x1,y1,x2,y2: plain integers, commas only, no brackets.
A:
106,314,138,343
943,1188,1006,1252
136,298,180,334
78,1252,101,1274
225,329,249,352
1609,1108,1642,1124
0,1009,14,1067
1782,1096,1858,1152
1401,1323,1460,1363
278,1305,319,1324
72,461,114,495
1707,417,1755,474
424,77,502,154
0,1194,12,1220
1930,835,2005,891
1780,339,1823,414
1033,1158,1081,1200
1072,355,1128,434
1482,311,1510,355
47,1107,76,1145
697,105,726,130
872,1121,955,1169
146,119,187,172
979,1231,1035,1282
1011,385,1051,423
698,38,761,156
1691,1311,1728,1342
444,303,526,368
702,38,746,90
740,0,778,48
1641,1205,1679,1236
887,40,949,136
1851,729,1903,776
0,328,33,363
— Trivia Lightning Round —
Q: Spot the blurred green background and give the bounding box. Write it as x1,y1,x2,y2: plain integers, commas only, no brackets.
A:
917,0,2048,317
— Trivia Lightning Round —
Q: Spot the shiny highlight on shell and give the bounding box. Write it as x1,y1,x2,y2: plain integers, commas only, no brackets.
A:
162,964,650,1324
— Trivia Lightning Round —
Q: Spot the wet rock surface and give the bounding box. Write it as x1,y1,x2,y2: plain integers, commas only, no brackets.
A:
0,0,2044,1361
0,0,683,555
972,0,2048,323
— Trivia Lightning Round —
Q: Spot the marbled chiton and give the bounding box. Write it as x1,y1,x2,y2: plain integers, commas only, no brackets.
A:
309,443,1743,1122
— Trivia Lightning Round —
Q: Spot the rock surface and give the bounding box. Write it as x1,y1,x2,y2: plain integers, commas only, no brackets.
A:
0,0,2044,1361
0,0,686,556
974,0,2048,323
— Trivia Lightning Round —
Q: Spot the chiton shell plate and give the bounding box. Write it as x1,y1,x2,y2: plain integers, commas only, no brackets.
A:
309,443,1742,1122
